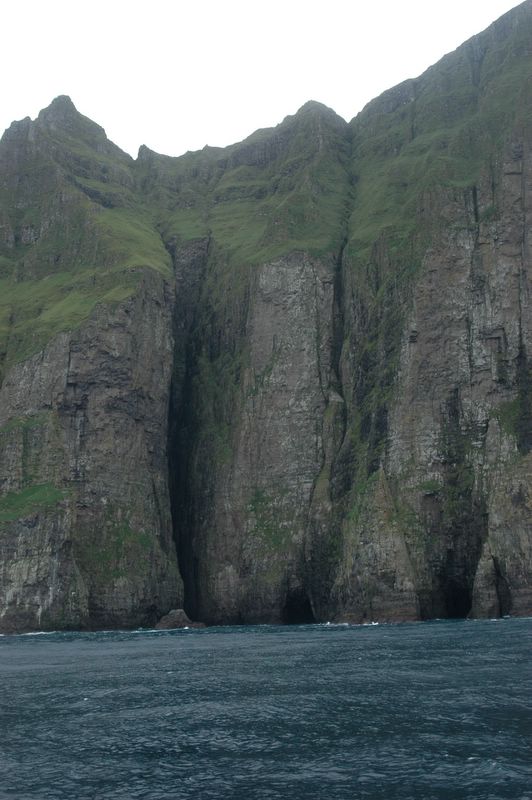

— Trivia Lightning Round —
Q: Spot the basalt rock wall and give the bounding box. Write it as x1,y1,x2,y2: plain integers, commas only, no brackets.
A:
1,2,532,630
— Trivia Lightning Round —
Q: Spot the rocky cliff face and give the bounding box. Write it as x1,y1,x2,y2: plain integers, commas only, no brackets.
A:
0,99,182,631
1,2,532,631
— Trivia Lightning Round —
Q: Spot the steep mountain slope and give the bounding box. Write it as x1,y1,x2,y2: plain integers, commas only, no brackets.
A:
322,3,532,619
0,98,182,630
308,0,532,622
0,2,531,631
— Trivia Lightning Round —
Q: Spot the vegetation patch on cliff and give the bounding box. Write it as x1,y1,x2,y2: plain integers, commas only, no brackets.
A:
0,483,66,522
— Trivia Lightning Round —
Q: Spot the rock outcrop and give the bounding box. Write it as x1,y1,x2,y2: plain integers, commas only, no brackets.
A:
0,98,183,631
155,609,205,629
1,3,532,631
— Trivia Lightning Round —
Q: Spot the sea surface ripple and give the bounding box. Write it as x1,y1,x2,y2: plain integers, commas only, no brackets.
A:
1,618,531,799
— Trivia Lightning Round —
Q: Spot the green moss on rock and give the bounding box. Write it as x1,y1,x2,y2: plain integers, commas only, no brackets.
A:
0,483,67,522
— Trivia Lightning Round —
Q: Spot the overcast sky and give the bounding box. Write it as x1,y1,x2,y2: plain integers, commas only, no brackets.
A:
1,0,521,158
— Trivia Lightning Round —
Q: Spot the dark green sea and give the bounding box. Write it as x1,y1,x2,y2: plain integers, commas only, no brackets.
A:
1,618,531,799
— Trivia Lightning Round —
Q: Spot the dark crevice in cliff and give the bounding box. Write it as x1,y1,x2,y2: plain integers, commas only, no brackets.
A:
167,332,198,622
332,236,348,389
282,590,316,624
166,240,256,624
440,574,473,618
428,389,489,619
514,341,532,454
493,557,512,617
163,235,211,622
311,261,328,402
318,136,357,503
316,233,350,490
471,185,480,224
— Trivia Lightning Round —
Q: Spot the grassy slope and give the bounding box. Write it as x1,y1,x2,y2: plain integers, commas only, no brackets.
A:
340,0,532,495
135,104,354,491
0,5,530,503
136,101,353,263
0,96,353,374
0,98,172,373
349,0,532,263
2,6,530,384
0,97,355,530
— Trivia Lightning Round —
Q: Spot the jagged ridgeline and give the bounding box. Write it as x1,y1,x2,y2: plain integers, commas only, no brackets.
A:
1,2,531,632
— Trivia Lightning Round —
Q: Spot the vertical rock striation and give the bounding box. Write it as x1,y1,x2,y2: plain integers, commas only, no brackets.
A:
0,98,183,631
307,0,532,622
1,3,532,631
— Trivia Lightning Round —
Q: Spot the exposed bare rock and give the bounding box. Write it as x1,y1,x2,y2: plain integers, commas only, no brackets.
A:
1,3,532,631
155,608,205,629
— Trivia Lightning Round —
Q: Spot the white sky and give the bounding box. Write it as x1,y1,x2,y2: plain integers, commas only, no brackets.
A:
1,0,521,158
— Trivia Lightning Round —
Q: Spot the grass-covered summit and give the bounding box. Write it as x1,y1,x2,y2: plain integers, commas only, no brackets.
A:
2,0,531,376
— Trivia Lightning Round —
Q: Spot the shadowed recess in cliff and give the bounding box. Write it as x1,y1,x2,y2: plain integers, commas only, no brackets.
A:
282,590,316,625
435,390,488,618
163,236,212,623
167,341,201,622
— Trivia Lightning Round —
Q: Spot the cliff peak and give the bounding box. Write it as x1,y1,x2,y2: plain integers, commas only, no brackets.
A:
0,116,32,146
297,100,337,115
293,100,346,125
38,95,81,124
36,95,111,145
137,143,157,161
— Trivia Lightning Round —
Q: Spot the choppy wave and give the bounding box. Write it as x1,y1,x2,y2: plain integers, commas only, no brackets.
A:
1,618,530,799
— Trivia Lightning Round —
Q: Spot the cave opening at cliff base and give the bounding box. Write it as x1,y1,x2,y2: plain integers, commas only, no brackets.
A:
282,590,316,624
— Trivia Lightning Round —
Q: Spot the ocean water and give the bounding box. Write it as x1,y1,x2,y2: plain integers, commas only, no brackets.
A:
0,619,530,800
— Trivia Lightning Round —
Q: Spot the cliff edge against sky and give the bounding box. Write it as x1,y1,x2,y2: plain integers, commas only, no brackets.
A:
1,1,531,631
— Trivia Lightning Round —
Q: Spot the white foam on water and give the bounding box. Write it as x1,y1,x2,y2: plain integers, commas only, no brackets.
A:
319,622,349,627
132,628,165,634
131,627,196,634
